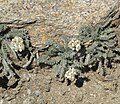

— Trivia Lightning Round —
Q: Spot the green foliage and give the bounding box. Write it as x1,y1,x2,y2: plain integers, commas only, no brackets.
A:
36,8,120,82
0,6,120,87
0,24,33,87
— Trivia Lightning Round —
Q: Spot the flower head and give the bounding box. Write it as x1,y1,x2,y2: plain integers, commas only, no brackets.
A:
68,38,81,51
65,67,77,81
10,36,25,52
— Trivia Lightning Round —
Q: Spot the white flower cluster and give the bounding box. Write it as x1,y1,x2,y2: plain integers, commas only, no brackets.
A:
65,67,77,81
10,36,25,52
68,38,81,51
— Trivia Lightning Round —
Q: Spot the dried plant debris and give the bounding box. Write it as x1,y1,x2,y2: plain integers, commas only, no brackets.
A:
0,24,33,87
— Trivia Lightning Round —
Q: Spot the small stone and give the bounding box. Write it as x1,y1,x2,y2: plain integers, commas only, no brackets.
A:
60,90,67,96
45,76,52,81
37,96,46,104
27,89,31,95
0,99,3,104
44,84,51,92
34,90,41,97
75,92,83,102
23,97,35,104
21,73,30,83
45,76,52,84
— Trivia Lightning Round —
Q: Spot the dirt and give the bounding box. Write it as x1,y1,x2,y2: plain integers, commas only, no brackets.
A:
0,0,120,104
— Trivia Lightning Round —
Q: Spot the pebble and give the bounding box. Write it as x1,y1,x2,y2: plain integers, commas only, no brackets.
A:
27,89,31,95
21,73,30,83
45,76,52,84
0,99,3,104
75,92,83,102
37,96,47,104
44,84,51,92
34,90,41,97
23,97,35,104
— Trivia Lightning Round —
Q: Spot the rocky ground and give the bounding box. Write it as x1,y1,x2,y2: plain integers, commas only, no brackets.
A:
0,0,120,104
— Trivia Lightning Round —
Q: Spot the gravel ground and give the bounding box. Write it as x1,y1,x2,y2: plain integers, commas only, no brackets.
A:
0,0,120,104
0,0,118,45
